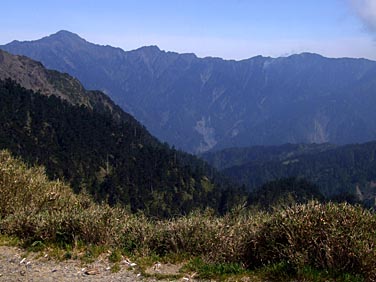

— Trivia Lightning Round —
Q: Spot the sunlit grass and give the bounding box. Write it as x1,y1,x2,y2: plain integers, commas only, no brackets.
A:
1,149,376,281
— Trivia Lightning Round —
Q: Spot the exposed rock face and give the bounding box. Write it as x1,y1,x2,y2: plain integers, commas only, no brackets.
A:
0,51,61,99
194,117,217,153
3,31,376,153
0,49,132,123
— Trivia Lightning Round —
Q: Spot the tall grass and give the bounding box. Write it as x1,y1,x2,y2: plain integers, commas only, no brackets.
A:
1,149,376,280
252,202,376,280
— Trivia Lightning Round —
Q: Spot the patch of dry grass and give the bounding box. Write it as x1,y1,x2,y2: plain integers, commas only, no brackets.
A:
252,201,376,280
1,149,375,280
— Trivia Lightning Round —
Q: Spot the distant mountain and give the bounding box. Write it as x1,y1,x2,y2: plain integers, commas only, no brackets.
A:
3,31,376,153
202,143,376,206
0,52,245,217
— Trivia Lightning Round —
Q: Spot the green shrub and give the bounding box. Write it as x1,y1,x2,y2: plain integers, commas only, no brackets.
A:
109,249,122,263
182,257,247,279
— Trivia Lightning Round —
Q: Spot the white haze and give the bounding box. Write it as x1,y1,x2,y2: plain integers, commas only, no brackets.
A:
350,0,376,33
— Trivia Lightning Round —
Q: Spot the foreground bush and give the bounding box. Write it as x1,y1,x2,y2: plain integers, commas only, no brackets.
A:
0,150,75,218
1,150,376,280
0,150,132,245
252,201,376,280
147,208,268,262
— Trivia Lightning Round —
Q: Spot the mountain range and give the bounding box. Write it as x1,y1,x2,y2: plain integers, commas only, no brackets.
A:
3,31,376,153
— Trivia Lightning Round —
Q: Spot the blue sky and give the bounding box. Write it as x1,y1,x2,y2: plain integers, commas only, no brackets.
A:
1,0,376,60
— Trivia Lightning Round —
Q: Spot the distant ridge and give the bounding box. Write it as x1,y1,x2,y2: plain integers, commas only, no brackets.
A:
203,142,376,207
2,31,376,153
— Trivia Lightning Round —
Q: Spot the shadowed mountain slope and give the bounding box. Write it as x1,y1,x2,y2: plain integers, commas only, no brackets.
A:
203,143,376,206
0,51,245,217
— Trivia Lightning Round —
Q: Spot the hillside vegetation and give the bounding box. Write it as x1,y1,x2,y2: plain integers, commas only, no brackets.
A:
203,143,376,206
1,150,375,281
0,78,244,217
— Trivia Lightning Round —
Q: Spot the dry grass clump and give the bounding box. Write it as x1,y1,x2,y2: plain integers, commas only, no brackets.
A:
0,150,132,246
252,201,376,280
0,150,75,217
0,150,155,254
148,207,269,263
149,210,223,257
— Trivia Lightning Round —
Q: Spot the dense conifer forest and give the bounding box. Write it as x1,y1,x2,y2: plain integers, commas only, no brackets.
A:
203,143,376,206
0,79,245,217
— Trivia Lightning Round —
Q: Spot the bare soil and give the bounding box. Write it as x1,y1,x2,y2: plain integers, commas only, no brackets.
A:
0,246,196,282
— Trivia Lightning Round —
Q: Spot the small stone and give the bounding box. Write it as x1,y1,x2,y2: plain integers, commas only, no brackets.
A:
85,268,100,275
122,259,130,265
153,262,161,272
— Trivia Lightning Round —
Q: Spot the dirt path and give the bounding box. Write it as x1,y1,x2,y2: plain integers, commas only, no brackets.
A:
0,246,192,282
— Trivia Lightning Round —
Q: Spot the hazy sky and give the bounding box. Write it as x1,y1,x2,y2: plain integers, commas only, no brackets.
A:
1,0,376,60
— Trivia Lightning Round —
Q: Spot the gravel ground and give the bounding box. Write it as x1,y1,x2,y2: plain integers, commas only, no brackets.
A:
0,246,193,282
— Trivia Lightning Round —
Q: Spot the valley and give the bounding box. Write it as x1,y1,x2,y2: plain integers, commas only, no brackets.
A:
1,19,376,280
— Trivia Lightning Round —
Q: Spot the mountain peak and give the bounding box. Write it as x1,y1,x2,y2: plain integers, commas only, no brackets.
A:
23,30,88,48
51,30,82,39
133,45,163,60
1,31,87,50
136,45,161,53
297,52,324,58
45,30,86,43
